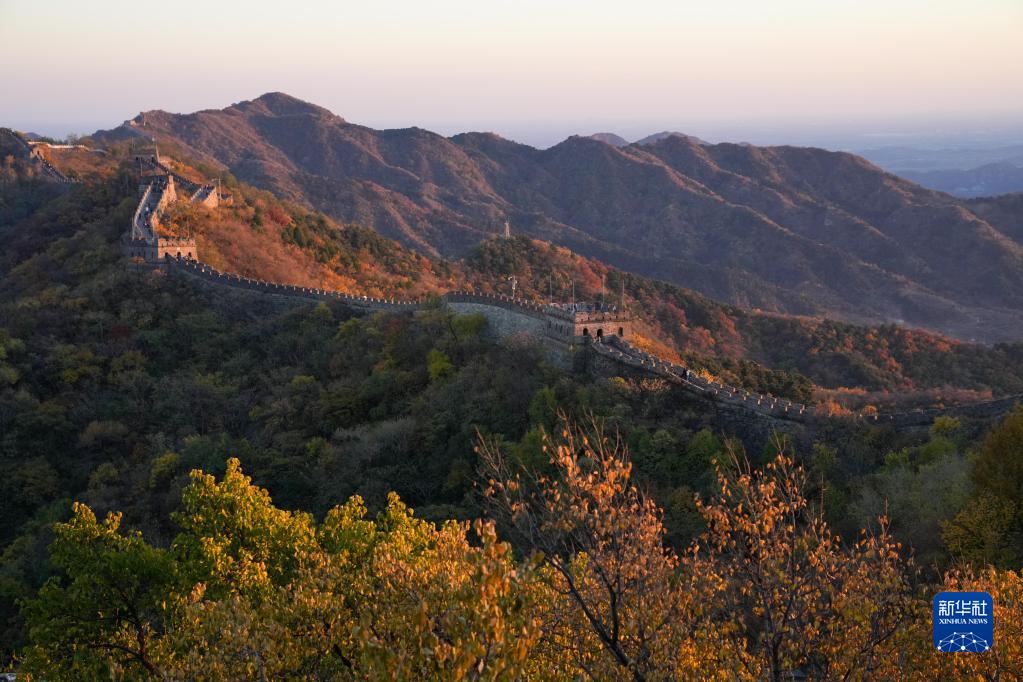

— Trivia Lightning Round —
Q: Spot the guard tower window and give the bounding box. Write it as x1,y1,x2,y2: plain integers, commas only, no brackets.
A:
582,328,590,337
596,329,604,339
619,327,625,336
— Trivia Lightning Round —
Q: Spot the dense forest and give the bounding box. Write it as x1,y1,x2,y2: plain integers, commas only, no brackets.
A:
2,165,1023,677
10,420,1023,678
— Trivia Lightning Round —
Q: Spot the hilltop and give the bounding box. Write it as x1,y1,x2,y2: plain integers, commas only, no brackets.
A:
89,92,1023,343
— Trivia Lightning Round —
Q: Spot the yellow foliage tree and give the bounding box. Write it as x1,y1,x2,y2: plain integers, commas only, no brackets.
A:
22,460,540,680
685,449,917,680
907,567,1023,680
479,418,710,680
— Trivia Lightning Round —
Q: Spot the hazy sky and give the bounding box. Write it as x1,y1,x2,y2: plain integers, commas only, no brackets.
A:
2,0,1022,147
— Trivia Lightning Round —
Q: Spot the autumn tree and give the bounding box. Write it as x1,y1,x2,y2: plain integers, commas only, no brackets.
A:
686,441,917,680
963,405,1023,565
21,421,1023,680
478,417,702,680
914,566,1023,679
20,459,541,680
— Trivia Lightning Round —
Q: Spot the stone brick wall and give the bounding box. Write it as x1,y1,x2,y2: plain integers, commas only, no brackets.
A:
445,301,548,341
191,185,219,209
166,257,421,312
152,176,177,220
158,256,1021,429
545,306,632,343
155,237,197,260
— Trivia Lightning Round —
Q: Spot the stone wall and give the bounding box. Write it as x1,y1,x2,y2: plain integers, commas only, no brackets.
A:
441,292,548,319
152,176,177,219
545,306,632,343
160,255,1021,429
191,185,219,209
166,257,421,312
131,184,154,240
0,128,75,184
155,237,197,261
588,339,809,423
445,301,548,341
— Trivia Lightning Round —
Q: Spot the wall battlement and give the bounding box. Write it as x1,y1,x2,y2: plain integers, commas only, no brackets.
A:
161,253,1021,428
128,150,1017,429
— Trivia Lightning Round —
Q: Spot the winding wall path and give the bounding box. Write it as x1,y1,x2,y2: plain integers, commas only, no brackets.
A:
162,255,1022,427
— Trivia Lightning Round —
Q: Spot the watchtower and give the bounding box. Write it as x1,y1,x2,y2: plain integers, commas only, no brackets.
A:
132,138,161,171
544,302,632,345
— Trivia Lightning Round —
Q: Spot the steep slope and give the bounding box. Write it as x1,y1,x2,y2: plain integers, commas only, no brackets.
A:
99,94,504,256
90,93,1023,342
963,193,1023,246
7,170,1012,670
461,236,1023,409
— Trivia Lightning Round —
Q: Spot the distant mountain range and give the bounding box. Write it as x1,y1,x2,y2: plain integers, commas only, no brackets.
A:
91,92,1023,342
858,144,1023,197
894,163,1023,199
857,144,1023,173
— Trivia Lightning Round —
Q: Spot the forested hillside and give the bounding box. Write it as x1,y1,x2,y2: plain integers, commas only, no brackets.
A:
3,167,1023,675
462,236,1023,410
13,139,1023,410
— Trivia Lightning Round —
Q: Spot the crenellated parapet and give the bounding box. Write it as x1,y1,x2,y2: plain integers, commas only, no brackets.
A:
442,291,549,319
544,303,632,344
166,256,423,311
190,184,219,208
588,336,1022,426
156,250,1023,427
589,338,811,422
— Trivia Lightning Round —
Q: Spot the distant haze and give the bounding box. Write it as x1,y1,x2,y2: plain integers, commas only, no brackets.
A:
2,0,1022,149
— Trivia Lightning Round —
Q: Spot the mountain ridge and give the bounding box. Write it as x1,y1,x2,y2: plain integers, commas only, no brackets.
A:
89,93,1023,342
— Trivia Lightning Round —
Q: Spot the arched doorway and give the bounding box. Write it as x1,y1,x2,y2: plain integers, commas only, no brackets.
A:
596,329,604,341
618,327,624,337
582,328,590,337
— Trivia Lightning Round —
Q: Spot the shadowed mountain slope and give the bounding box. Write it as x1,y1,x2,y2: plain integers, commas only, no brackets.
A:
91,93,1023,342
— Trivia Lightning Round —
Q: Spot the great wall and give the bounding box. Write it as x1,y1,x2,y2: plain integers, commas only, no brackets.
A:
123,150,221,262
6,128,1016,429
162,249,1022,427
0,128,78,184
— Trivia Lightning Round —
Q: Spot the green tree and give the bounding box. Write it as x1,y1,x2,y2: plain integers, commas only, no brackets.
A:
972,405,1023,504
20,504,174,679
171,459,317,601
426,349,454,381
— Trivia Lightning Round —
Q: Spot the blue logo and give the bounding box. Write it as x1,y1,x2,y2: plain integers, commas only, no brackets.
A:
933,591,993,652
